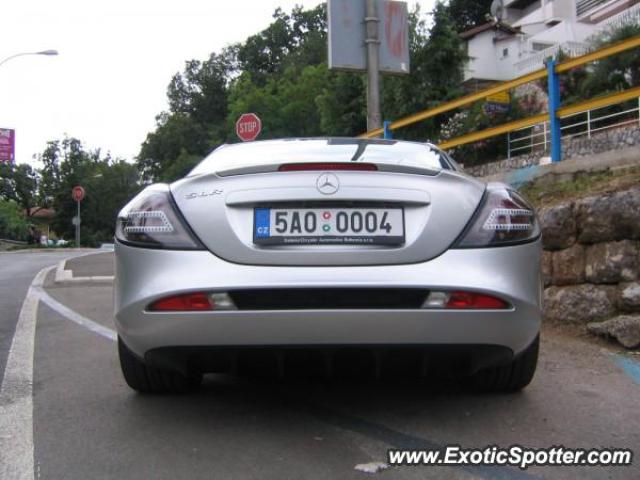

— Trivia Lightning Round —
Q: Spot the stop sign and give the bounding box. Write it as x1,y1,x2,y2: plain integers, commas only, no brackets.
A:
236,113,262,142
72,185,85,202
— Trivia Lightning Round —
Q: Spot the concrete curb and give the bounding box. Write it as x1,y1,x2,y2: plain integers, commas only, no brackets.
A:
54,252,114,285
480,147,640,186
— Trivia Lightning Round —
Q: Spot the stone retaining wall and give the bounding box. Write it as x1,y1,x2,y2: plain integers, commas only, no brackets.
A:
465,125,640,178
540,185,640,348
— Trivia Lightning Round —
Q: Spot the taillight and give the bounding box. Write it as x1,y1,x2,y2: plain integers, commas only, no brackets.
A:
279,163,378,172
455,188,539,248
149,293,214,311
147,292,236,312
115,185,203,250
445,291,508,309
422,291,509,309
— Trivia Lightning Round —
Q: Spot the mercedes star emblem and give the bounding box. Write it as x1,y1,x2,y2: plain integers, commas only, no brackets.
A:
316,172,340,195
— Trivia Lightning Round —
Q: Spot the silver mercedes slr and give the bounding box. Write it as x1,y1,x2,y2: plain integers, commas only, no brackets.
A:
114,138,541,393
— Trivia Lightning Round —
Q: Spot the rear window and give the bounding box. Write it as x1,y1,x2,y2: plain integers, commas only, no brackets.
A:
189,138,454,176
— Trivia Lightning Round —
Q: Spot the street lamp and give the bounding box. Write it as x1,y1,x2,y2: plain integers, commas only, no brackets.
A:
0,49,59,68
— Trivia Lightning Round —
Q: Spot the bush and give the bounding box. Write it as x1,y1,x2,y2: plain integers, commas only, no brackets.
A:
439,97,530,167
0,199,28,240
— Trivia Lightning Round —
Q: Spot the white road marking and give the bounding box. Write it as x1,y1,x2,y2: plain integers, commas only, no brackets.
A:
0,265,50,480
36,288,116,342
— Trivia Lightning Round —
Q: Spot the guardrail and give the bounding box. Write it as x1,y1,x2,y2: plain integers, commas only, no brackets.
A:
437,86,640,149
0,238,27,245
359,35,640,164
514,41,590,76
508,96,640,158
599,1,640,31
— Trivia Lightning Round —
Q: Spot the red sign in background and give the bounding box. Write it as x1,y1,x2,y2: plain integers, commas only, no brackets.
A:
235,113,262,142
384,1,408,59
72,186,86,202
0,128,15,163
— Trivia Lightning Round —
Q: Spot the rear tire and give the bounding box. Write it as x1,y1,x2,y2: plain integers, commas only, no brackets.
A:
118,337,201,394
468,335,539,392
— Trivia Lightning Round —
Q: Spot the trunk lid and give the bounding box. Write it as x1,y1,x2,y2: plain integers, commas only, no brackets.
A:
171,169,484,266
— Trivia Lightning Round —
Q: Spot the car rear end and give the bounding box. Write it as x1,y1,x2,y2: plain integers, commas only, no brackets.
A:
114,138,542,392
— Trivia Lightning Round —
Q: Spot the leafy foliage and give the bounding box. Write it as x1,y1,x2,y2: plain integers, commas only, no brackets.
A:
0,162,39,216
138,113,211,182
447,0,493,33
317,71,366,136
381,2,468,141
237,6,328,85
439,98,529,167
37,138,140,245
0,199,28,240
137,1,470,181
579,23,640,98
138,50,234,183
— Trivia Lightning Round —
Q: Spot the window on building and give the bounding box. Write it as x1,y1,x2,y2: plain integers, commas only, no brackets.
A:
502,47,509,58
532,42,553,51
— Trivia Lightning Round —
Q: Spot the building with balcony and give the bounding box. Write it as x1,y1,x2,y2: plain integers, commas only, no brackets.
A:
461,0,640,88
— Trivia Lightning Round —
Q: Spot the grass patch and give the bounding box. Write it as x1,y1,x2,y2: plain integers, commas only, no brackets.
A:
520,166,640,210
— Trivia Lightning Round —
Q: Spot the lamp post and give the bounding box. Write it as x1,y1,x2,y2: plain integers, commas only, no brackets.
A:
0,49,58,69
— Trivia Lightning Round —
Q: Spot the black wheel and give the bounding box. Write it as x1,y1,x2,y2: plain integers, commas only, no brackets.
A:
468,335,539,392
118,337,201,394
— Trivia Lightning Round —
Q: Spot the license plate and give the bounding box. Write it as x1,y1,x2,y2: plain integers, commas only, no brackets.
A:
253,207,405,245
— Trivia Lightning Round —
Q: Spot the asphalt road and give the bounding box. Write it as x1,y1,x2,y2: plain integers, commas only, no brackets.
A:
0,251,87,382
2,252,640,479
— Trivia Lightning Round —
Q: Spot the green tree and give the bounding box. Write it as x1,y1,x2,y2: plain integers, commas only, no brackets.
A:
227,64,329,140
237,8,295,85
37,137,140,245
0,162,39,216
0,199,28,240
447,0,493,33
282,5,327,71
380,2,468,140
237,5,327,85
579,23,640,98
81,157,140,245
317,72,366,136
137,4,330,182
139,50,235,183
167,50,233,126
138,113,212,182
137,2,471,179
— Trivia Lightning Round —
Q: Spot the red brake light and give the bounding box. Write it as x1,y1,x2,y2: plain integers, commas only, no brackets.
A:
445,291,508,309
149,293,214,311
278,163,378,172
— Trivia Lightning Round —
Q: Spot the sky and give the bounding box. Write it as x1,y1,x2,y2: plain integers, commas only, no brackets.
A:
0,0,435,167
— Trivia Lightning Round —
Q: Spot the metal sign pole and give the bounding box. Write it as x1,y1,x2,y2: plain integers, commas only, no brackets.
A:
76,200,80,247
365,0,382,131
383,120,392,139
545,58,562,163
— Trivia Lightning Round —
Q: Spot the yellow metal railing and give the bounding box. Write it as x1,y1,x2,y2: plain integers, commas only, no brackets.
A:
358,35,640,142
438,86,640,150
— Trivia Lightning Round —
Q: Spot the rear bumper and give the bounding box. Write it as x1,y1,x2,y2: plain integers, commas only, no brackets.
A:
114,240,542,365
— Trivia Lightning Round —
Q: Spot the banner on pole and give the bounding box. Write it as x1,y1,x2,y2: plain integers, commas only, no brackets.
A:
0,128,15,163
328,0,409,75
